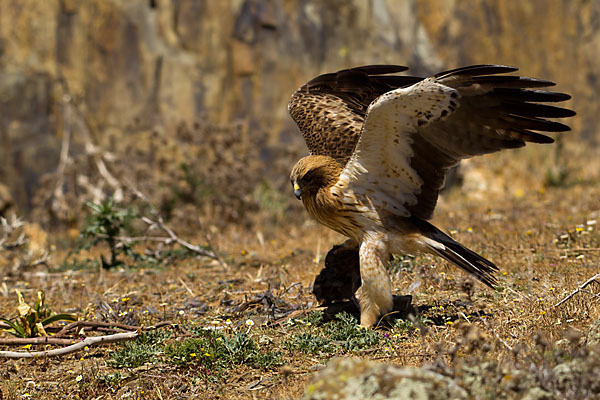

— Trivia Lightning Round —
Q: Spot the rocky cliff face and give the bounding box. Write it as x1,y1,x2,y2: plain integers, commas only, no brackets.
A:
0,0,596,212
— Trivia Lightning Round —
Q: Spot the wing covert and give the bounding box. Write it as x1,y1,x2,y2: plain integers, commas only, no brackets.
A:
337,65,575,220
288,65,422,165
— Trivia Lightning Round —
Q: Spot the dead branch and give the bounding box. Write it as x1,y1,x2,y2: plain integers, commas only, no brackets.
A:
0,331,139,358
141,216,227,267
553,272,600,308
54,321,139,337
54,320,157,337
0,336,78,346
0,321,177,358
120,177,228,268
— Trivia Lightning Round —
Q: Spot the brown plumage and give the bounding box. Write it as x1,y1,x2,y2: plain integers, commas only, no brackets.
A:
289,64,574,326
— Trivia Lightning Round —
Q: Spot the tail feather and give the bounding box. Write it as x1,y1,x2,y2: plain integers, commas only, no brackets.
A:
413,218,498,288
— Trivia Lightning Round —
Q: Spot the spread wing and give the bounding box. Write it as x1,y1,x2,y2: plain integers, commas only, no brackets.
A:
288,65,423,165
337,65,575,220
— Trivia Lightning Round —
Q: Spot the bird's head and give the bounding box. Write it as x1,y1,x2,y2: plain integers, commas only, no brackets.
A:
290,155,342,200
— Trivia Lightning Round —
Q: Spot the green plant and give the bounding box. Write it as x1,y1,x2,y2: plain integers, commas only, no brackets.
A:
69,198,200,270
324,312,381,351
285,312,381,355
285,332,332,355
0,290,76,338
391,319,415,336
96,371,125,389
80,198,137,269
165,330,228,370
164,329,283,378
108,330,170,368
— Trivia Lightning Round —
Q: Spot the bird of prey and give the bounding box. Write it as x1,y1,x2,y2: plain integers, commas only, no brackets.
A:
288,65,574,326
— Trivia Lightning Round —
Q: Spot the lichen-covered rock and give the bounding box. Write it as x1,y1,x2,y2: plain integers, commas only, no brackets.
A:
303,358,468,400
586,316,600,348
552,355,600,396
522,387,555,400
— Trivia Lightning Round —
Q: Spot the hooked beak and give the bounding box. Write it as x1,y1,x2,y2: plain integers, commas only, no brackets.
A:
293,183,302,200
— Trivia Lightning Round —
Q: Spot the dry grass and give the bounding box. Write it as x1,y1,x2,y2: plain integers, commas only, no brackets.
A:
1,141,599,399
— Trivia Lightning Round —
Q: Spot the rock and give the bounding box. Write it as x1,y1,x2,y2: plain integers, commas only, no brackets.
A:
303,358,468,400
586,316,600,347
522,387,555,400
553,357,600,395
0,0,597,213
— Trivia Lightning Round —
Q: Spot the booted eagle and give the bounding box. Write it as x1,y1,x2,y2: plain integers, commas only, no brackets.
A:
289,65,574,326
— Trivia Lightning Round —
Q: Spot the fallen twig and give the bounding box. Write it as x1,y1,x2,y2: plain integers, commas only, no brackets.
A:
0,321,177,358
54,320,141,337
553,272,600,308
0,331,139,358
54,320,176,337
0,336,78,346
141,216,227,267
123,178,228,269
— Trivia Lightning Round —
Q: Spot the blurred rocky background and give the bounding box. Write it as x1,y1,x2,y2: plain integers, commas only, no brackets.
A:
0,0,597,229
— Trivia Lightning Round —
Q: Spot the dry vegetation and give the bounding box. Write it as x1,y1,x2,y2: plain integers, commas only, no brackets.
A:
1,121,599,399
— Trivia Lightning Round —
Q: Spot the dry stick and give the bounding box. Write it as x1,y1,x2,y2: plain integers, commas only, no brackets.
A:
553,272,600,308
140,216,226,266
0,331,139,359
54,320,140,337
0,337,78,346
178,277,194,297
54,320,175,337
123,178,227,268
0,322,176,357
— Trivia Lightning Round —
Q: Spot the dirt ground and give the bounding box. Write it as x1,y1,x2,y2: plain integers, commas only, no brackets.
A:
1,142,599,399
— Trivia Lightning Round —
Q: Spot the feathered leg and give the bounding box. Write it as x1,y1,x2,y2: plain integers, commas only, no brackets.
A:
356,233,393,326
